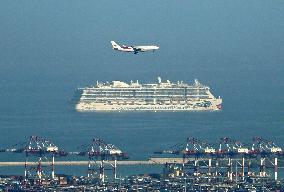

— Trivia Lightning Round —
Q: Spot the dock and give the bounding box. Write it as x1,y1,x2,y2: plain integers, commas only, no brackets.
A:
0,158,184,166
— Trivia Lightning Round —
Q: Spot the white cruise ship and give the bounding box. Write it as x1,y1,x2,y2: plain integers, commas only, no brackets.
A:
76,77,222,112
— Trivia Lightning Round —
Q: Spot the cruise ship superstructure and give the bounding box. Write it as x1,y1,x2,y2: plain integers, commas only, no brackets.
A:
76,77,222,112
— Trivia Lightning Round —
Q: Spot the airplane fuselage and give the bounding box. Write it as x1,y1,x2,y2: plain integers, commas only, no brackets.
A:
111,41,159,54
134,45,159,52
119,45,134,52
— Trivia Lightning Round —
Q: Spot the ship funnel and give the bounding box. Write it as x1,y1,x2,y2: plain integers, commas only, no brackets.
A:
194,79,200,86
158,77,162,84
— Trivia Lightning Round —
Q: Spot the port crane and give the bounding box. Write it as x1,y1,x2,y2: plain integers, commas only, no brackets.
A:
251,137,282,179
2,136,67,185
155,137,216,177
154,136,283,182
76,137,128,182
217,137,250,181
218,137,249,157
184,137,216,176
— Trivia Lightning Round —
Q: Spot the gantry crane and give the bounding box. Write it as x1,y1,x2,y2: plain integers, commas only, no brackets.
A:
77,137,128,182
218,137,250,181
155,137,216,176
251,137,282,179
3,135,67,185
184,137,216,176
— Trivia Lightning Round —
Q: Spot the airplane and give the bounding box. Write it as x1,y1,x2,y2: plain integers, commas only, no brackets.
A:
111,41,159,54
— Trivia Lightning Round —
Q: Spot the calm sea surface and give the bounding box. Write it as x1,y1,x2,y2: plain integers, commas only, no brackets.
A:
0,68,283,176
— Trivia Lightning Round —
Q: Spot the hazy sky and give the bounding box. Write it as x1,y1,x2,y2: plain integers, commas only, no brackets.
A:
1,1,283,81
0,0,284,108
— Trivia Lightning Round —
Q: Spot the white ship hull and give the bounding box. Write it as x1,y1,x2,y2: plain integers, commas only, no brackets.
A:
76,99,222,112
75,77,222,112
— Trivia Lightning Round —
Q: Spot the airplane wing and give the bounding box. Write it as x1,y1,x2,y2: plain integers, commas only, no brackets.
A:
133,46,143,51
132,47,141,54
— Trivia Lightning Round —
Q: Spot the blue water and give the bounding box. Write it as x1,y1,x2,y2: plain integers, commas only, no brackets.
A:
0,0,284,177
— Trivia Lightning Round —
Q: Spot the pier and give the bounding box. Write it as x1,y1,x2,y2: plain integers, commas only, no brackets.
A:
1,136,284,191
0,158,184,166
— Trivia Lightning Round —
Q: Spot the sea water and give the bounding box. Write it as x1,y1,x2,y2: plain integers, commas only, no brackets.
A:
0,0,283,178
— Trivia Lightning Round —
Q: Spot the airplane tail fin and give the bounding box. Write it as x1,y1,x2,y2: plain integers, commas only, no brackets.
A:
111,41,121,50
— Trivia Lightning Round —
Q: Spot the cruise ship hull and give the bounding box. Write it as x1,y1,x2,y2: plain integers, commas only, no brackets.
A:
76,99,222,112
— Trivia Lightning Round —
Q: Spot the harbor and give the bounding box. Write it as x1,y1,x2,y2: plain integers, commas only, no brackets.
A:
1,136,284,191
1,0,284,191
